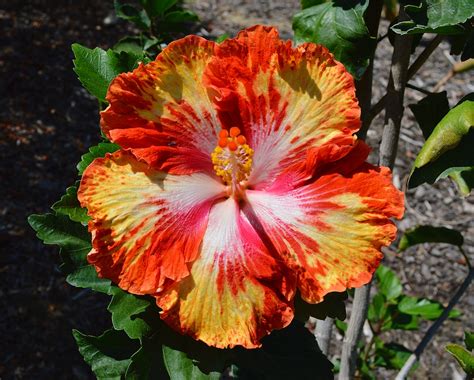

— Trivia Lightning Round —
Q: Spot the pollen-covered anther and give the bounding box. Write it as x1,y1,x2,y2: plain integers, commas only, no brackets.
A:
211,128,254,186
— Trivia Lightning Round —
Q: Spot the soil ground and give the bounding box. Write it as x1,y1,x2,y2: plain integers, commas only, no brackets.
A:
1,0,472,379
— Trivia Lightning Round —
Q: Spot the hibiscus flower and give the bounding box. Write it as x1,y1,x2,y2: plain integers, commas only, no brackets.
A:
78,25,404,349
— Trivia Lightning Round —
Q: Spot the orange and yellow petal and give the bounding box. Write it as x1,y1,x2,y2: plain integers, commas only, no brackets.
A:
101,36,220,175
78,150,225,295
246,163,404,303
156,198,295,348
204,25,360,188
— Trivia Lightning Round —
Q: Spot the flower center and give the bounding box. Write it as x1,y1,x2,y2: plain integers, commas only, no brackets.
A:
211,127,253,194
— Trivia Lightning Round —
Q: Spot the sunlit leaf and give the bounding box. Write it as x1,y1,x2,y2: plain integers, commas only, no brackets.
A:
375,265,402,301
292,0,374,79
52,184,89,224
108,288,153,340
408,96,474,194
398,296,460,320
77,142,120,175
446,344,474,375
392,0,474,35
399,225,464,251
72,44,145,102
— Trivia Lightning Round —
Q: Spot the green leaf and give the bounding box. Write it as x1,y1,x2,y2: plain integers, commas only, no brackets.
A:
408,97,474,194
385,307,419,331
292,0,374,79
114,36,146,56
28,212,111,293
375,265,402,301
73,329,139,380
466,331,474,351
368,293,388,323
398,296,443,319
72,44,144,102
215,33,230,43
77,142,120,175
301,0,328,9
376,342,412,370
108,289,153,340
66,265,112,294
162,346,221,380
28,213,91,253
125,343,168,380
141,0,177,17
52,184,89,223
335,319,348,334
295,291,347,321
409,91,450,140
392,0,474,35
164,10,199,23
446,344,474,375
399,225,464,251
114,0,151,30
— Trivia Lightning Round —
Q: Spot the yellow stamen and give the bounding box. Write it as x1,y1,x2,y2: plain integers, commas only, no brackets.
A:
211,129,253,186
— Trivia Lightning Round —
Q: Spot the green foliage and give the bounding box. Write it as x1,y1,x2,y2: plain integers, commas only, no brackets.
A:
293,0,375,79
28,213,91,252
73,329,140,380
341,264,462,377
77,142,120,175
72,44,145,103
392,0,474,35
375,265,402,301
114,0,151,30
162,346,221,380
374,342,412,370
27,212,111,294
52,184,89,224
409,95,474,195
125,343,168,380
301,0,328,10
399,225,464,251
466,331,474,351
446,344,474,376
141,0,177,17
108,288,154,340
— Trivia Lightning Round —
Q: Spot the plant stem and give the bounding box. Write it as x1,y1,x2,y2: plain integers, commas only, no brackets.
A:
340,10,413,379
395,268,473,380
364,34,444,129
379,24,413,167
340,284,372,379
356,0,384,140
315,318,334,356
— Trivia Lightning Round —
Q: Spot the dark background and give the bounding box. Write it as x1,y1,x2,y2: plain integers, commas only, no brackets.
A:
0,1,131,378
